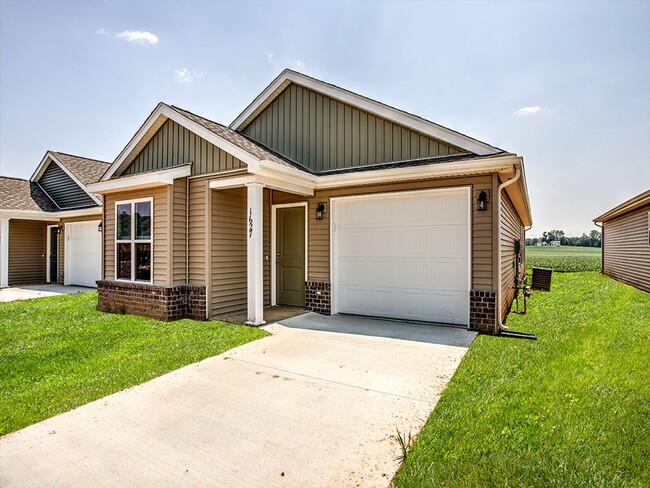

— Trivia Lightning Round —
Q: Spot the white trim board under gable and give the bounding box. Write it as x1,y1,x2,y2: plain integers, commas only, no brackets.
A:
31,152,102,206
101,103,262,181
229,69,502,156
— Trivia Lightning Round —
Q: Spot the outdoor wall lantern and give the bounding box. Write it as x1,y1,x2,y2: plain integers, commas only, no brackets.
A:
477,191,488,211
316,203,326,220
56,224,63,234
97,222,103,233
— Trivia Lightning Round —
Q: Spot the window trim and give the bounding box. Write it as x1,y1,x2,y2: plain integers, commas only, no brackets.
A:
115,197,153,284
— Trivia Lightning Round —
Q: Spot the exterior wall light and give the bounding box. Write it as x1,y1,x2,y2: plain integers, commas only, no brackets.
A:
97,222,103,233
477,191,488,211
56,224,64,234
316,203,326,220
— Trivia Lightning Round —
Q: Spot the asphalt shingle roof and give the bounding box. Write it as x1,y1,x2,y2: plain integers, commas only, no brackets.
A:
50,151,110,185
0,177,59,212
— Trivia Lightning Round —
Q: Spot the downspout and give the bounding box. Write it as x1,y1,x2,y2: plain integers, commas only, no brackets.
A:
497,166,521,332
185,177,190,285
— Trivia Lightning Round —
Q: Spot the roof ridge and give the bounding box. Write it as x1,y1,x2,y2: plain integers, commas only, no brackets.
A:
0,175,29,182
50,150,110,165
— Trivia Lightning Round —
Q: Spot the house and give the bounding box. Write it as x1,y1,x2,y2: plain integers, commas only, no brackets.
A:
0,151,109,288
550,240,561,246
85,69,532,333
594,189,650,293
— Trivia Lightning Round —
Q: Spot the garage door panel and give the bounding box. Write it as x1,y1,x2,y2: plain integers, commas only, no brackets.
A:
334,189,469,325
66,221,101,288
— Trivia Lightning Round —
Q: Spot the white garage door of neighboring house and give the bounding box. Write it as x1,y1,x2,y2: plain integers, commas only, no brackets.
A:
65,221,101,288
332,188,470,326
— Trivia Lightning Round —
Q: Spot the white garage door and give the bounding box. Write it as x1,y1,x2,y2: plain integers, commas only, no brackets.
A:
65,221,101,288
332,188,470,325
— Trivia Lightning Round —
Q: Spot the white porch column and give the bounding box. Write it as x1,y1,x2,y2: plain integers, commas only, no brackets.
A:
245,182,265,325
0,218,9,288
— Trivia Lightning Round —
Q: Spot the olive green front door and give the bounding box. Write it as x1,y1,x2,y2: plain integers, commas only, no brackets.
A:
276,206,306,307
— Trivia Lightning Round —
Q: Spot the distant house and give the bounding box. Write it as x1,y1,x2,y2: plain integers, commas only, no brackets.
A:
549,240,561,246
594,189,650,293
0,152,109,288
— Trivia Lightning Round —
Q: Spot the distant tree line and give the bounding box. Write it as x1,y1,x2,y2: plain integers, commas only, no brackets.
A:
525,229,601,247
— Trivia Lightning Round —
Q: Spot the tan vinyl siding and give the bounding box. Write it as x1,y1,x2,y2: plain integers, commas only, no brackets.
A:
209,187,271,317
500,192,525,320
271,174,494,289
8,220,46,285
120,119,246,177
602,203,650,293
172,178,188,285
103,187,168,284
242,83,469,172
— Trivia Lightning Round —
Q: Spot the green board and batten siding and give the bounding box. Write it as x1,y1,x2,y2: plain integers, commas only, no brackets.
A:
121,119,246,177
39,162,96,209
241,83,469,172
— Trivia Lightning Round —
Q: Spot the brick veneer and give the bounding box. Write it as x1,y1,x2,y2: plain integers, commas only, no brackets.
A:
97,280,206,321
469,289,497,334
305,280,331,315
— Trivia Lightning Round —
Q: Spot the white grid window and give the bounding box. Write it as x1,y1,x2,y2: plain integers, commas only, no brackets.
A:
115,198,153,283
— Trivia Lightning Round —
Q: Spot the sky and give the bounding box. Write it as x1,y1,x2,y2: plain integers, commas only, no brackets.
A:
0,0,648,236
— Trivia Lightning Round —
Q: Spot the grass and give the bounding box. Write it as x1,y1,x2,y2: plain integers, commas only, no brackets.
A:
526,245,601,272
0,292,268,436
392,272,649,487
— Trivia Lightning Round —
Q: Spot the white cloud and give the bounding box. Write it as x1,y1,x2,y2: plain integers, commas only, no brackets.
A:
173,68,204,84
267,52,274,62
516,105,549,116
97,29,159,46
266,52,306,71
294,60,306,70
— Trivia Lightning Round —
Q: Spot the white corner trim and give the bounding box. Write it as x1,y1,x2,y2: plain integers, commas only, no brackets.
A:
89,165,192,194
31,152,103,206
271,201,309,306
1,218,9,288
102,103,262,181
229,70,501,155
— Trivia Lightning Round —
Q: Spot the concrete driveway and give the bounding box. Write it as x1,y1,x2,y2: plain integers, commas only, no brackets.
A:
0,284,93,302
0,313,476,488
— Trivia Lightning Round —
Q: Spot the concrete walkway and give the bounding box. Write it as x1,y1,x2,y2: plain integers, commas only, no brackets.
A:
0,284,93,302
0,313,476,488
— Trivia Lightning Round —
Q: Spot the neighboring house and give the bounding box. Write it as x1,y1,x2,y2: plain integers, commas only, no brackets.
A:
594,189,650,293
0,151,110,288
86,69,532,333
550,240,561,246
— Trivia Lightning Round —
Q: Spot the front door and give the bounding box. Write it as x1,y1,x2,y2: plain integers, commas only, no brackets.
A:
276,206,306,307
49,227,58,283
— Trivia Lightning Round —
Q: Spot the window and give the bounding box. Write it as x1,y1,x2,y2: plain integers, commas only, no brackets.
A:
116,199,152,282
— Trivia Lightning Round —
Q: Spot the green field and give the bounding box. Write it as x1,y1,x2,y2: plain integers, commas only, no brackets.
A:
526,245,601,272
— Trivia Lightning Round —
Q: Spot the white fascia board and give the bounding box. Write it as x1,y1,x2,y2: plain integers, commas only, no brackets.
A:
102,104,261,181
88,165,192,194
230,70,501,156
314,156,519,190
0,207,102,221
210,174,314,196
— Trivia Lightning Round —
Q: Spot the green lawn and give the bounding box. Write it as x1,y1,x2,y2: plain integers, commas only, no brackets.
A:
0,292,268,435
392,272,649,487
526,245,601,272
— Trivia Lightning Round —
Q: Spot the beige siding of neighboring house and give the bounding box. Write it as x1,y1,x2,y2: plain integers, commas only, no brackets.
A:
103,186,168,284
603,203,650,293
8,220,47,285
120,119,246,177
500,192,526,320
271,174,495,290
208,186,271,317
242,83,469,172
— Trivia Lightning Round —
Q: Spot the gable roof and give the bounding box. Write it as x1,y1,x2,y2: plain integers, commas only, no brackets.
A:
0,176,59,212
102,103,304,180
230,69,502,156
594,188,650,223
30,151,107,207
49,151,110,186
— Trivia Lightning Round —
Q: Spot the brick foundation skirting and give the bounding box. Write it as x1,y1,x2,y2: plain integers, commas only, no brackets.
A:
97,280,206,321
470,289,498,334
305,281,331,315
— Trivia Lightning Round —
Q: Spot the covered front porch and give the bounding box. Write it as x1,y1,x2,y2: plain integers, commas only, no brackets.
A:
208,173,315,325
